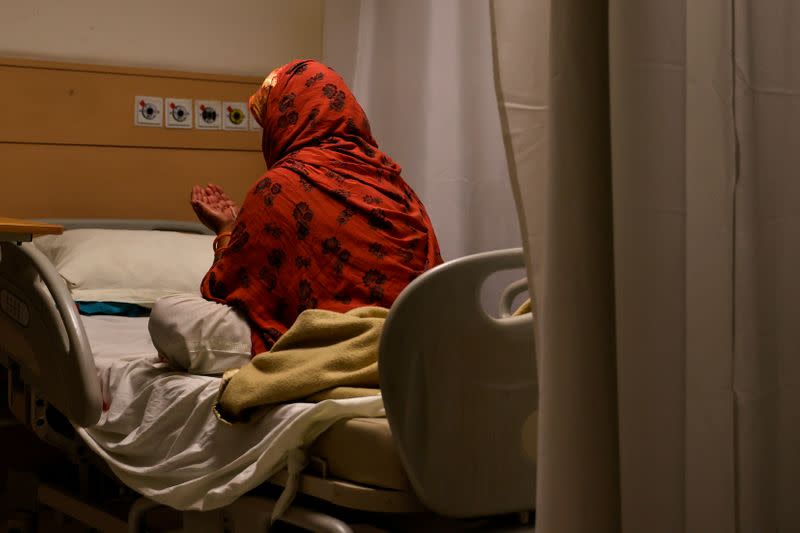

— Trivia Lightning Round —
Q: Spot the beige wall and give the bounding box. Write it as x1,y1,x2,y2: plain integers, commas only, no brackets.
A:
0,0,322,76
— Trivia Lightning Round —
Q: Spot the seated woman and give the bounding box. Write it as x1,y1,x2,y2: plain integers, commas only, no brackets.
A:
149,59,442,374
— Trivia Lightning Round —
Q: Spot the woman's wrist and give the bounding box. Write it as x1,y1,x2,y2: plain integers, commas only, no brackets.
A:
217,222,235,235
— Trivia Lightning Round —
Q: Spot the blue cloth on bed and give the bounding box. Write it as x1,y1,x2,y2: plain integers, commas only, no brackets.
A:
77,302,150,317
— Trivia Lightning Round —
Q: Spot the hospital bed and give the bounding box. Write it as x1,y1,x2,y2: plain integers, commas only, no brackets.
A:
0,219,537,532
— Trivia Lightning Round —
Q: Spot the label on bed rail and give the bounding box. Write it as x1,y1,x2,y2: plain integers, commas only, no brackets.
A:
1,289,29,327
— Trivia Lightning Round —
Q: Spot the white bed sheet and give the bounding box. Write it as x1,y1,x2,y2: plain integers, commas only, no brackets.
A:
82,316,156,370
76,315,384,513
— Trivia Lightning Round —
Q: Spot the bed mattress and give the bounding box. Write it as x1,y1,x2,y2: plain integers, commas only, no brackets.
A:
75,315,386,512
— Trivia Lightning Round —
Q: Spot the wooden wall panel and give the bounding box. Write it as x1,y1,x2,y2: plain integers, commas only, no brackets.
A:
0,58,268,221
0,144,266,221
0,59,263,150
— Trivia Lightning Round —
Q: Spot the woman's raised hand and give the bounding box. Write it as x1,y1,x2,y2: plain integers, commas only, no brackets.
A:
190,184,239,235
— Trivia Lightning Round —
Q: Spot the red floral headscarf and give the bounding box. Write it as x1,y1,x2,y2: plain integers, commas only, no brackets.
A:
250,60,382,168
202,60,442,354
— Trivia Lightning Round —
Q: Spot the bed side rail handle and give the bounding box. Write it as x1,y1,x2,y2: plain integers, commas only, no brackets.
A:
498,277,530,318
380,247,537,517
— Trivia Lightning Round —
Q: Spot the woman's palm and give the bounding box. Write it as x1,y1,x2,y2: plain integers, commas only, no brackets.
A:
191,184,238,234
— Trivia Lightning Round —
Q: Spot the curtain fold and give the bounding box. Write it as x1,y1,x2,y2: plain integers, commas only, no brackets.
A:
608,1,691,529
682,2,737,530
488,0,549,272
609,0,686,533
611,0,739,530
731,2,800,529
538,0,620,530
493,0,620,531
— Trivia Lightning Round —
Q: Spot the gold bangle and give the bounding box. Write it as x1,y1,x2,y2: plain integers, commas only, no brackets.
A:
213,231,232,253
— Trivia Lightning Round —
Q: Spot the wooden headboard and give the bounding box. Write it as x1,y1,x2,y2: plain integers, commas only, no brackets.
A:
0,57,267,221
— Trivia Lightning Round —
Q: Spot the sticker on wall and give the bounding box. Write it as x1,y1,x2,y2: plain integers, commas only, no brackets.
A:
222,101,249,131
195,100,222,130
165,98,193,129
134,96,163,127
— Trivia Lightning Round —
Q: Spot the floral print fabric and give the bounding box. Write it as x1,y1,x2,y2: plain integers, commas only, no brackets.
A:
201,60,442,354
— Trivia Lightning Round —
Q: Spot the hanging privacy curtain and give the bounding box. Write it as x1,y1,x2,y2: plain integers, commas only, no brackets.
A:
493,0,800,531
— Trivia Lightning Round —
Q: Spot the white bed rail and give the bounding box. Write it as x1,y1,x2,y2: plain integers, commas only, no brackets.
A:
0,241,101,427
380,247,537,518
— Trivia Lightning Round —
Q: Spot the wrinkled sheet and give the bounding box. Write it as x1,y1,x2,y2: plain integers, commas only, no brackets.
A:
77,316,383,511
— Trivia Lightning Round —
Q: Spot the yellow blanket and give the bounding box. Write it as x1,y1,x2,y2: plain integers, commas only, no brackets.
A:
215,307,386,423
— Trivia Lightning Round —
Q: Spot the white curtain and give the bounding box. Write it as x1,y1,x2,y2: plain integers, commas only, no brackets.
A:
494,0,800,532
323,0,521,267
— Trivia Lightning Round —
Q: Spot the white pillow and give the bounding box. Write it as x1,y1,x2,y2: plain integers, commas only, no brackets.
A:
34,229,214,307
